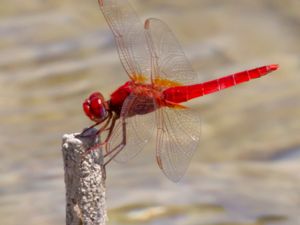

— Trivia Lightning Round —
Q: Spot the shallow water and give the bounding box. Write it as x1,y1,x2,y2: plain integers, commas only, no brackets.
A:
0,0,300,224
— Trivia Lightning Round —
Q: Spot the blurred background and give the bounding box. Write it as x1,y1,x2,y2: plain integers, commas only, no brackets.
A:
0,0,299,224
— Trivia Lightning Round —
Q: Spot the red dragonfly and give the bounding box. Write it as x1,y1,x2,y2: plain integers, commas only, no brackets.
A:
83,0,279,182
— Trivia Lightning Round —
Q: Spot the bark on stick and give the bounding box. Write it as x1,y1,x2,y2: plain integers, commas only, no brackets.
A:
62,129,106,225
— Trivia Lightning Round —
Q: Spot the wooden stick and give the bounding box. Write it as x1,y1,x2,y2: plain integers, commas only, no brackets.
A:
62,129,107,225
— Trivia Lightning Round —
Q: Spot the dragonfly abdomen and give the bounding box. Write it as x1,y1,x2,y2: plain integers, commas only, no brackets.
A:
163,64,278,104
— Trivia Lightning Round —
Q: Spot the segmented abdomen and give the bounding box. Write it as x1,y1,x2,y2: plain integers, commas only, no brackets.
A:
163,64,278,103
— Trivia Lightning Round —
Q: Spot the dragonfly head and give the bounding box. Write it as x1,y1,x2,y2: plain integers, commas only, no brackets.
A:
83,92,109,123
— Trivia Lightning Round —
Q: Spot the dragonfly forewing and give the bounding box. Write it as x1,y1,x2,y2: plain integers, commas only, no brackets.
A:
99,0,152,81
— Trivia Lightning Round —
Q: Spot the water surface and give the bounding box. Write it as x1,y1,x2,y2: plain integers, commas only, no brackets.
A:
0,0,299,224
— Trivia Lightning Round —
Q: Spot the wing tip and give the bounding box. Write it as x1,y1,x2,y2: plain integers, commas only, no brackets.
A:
98,0,104,7
144,19,150,29
166,172,185,183
144,18,163,30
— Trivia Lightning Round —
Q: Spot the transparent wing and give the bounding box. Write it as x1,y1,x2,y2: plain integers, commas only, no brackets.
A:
155,106,201,182
107,93,156,162
145,18,200,86
99,0,151,81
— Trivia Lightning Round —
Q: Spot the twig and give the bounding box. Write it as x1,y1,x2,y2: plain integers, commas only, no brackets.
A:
62,129,107,225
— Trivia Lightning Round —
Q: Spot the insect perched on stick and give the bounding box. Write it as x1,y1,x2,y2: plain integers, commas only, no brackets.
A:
82,0,279,182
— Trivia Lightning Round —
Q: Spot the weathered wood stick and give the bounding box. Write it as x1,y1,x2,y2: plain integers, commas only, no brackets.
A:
62,129,106,225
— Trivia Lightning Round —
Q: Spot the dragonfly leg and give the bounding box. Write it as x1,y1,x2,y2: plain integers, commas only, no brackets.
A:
103,118,126,166
78,122,101,138
97,113,117,142
79,112,113,138
82,113,117,156
84,114,120,180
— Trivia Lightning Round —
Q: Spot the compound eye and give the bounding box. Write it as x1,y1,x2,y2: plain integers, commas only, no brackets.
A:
90,97,107,119
83,101,92,118
89,92,102,100
83,92,108,122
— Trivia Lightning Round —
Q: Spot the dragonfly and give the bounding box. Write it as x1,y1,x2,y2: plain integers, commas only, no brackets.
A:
82,0,279,182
